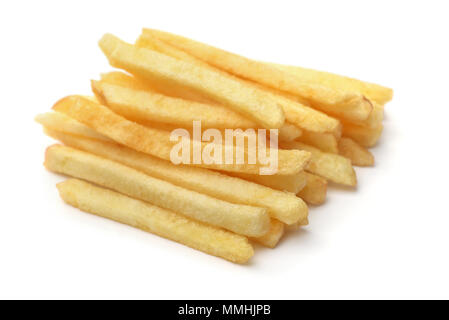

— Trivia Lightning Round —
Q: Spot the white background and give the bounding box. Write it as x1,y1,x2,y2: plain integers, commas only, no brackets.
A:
1,0,448,299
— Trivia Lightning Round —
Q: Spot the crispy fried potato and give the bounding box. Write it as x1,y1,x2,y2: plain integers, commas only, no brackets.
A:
270,63,393,105
353,102,384,128
338,137,374,166
282,141,357,187
136,34,341,135
35,112,173,143
97,71,304,142
142,29,372,122
35,111,112,142
52,95,310,175
92,80,257,129
297,172,328,205
45,145,270,237
288,215,310,228
136,34,257,100
229,171,307,194
252,219,285,248
300,216,309,226
101,69,215,105
342,123,383,147
100,71,154,91
44,130,308,225
99,34,285,129
278,122,302,141
57,179,254,263
52,95,171,156
297,130,339,153
277,95,341,135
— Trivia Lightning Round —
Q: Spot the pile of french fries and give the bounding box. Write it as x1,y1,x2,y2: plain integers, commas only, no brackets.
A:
36,29,393,264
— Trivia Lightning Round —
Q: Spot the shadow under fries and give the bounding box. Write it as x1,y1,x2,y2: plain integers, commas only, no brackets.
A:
281,227,312,244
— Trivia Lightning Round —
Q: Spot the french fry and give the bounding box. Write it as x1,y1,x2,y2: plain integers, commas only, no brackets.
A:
35,109,211,139
297,130,339,154
101,70,215,105
136,34,342,135
100,71,154,91
300,216,309,226
338,137,374,167
353,102,384,128
45,145,270,237
342,123,383,148
229,171,307,194
288,216,309,229
97,71,303,142
44,130,308,225
52,95,310,175
274,99,341,136
142,29,373,122
297,172,328,205
92,80,257,129
270,63,394,105
278,122,302,141
252,219,285,248
99,34,285,129
35,111,112,142
282,141,357,187
57,179,254,263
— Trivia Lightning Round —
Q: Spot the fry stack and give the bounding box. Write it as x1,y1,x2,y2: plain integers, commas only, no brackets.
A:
36,29,393,263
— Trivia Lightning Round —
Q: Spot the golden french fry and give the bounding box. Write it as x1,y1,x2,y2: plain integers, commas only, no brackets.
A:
44,130,308,225
57,179,254,263
99,34,285,129
270,63,393,105
300,216,309,226
101,70,215,105
298,172,328,205
92,80,257,129
35,109,197,138
229,171,307,195
278,123,302,141
252,219,285,248
136,32,194,62
45,145,270,237
100,71,154,91
142,29,372,122
35,111,112,142
136,34,341,135
353,102,384,128
278,96,342,135
342,123,383,148
338,137,374,167
282,141,357,187
288,215,309,228
97,71,303,142
52,95,310,175
297,130,339,154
